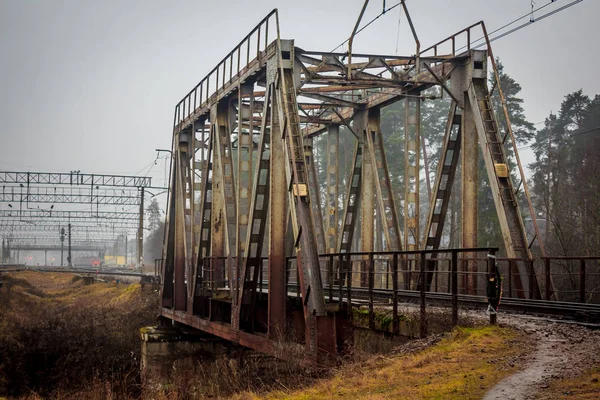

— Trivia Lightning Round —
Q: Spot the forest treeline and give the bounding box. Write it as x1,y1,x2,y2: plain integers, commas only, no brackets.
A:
311,60,599,257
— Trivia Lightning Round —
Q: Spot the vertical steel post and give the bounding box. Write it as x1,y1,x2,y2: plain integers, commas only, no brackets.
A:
528,260,536,299
211,125,225,288
451,250,458,327
346,254,352,317
508,260,513,298
305,138,326,255
328,254,334,301
269,81,287,338
338,254,344,308
326,125,340,253
488,250,497,325
580,259,586,303
68,222,72,267
462,95,478,295
368,252,374,330
392,252,399,334
419,251,427,338
359,111,374,288
173,148,188,311
138,187,145,267
545,258,551,301
404,96,421,251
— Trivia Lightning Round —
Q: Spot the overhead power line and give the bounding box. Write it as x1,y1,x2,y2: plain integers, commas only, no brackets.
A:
331,1,583,56
331,1,403,52
468,0,584,51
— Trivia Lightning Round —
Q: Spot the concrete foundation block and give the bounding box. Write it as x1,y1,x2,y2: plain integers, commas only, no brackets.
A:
140,325,233,390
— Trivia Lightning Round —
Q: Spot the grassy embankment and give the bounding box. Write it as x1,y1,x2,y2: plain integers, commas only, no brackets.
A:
227,325,527,400
0,271,157,399
536,367,600,399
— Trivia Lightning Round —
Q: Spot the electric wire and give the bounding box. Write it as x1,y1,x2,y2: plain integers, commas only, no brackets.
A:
330,0,580,57
458,0,583,53
330,1,403,53
394,4,402,54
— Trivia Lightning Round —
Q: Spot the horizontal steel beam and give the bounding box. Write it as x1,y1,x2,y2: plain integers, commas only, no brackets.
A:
0,171,152,188
0,186,141,205
0,222,138,231
0,210,139,220
8,244,107,251
8,238,118,245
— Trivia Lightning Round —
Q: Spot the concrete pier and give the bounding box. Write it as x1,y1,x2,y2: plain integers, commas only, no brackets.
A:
140,324,236,388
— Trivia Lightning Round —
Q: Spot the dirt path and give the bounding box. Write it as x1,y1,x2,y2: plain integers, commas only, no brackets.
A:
483,316,600,400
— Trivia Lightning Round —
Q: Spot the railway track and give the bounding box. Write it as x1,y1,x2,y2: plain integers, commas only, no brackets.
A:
0,266,154,279
338,287,600,322
263,284,600,323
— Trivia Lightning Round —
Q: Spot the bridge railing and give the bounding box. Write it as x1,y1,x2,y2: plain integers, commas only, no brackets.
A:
541,257,600,304
307,248,496,302
455,256,600,304
196,251,600,306
173,9,279,129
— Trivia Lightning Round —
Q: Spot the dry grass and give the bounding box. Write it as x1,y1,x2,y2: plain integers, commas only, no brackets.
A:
231,325,528,400
0,271,157,398
0,271,534,400
536,367,600,399
146,349,322,399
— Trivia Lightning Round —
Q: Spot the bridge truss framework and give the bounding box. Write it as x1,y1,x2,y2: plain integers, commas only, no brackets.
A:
159,8,550,363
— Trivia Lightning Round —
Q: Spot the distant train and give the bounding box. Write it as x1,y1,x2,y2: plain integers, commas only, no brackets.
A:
73,256,103,268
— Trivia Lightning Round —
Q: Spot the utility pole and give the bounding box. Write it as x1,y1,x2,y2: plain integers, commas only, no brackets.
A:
137,187,144,269
60,227,65,266
67,223,72,267
125,232,128,267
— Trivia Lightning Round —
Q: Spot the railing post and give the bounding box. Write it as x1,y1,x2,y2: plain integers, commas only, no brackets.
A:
338,254,344,308
258,259,263,293
528,260,536,299
328,254,334,302
487,249,497,325
461,258,467,294
419,251,427,338
346,254,352,317
386,259,390,290
544,258,551,301
434,261,438,293
392,253,399,334
508,261,513,297
580,259,586,303
211,257,216,293
257,28,261,58
451,250,458,327
295,259,300,298
368,253,374,330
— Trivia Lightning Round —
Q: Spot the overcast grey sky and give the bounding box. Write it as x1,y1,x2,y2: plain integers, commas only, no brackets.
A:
1,0,598,204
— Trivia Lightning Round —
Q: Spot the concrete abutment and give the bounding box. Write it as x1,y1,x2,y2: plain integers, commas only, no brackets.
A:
140,323,241,389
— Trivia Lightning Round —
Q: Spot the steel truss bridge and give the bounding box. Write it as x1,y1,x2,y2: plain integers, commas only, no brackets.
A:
157,7,596,363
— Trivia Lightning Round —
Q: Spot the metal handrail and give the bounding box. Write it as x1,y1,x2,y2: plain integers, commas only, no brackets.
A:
173,9,279,128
